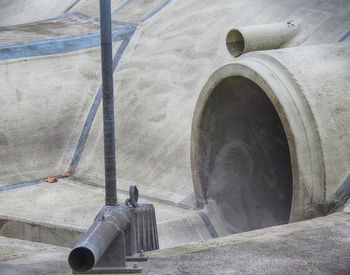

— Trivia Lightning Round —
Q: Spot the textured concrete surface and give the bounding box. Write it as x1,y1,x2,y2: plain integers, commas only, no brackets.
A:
0,0,75,27
0,15,120,46
1,212,349,274
142,212,350,275
0,45,104,185
1,0,349,212
0,1,349,274
74,0,350,204
72,0,170,24
0,236,70,275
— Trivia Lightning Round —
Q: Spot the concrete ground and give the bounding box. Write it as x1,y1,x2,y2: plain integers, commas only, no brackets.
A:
1,212,350,274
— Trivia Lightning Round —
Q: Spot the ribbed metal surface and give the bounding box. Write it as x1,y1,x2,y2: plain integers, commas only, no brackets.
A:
129,204,159,252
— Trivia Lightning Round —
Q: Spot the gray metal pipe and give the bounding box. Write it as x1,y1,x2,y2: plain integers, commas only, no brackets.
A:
68,206,129,272
100,0,117,206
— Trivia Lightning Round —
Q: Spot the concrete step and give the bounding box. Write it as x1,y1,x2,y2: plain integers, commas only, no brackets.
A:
0,178,213,249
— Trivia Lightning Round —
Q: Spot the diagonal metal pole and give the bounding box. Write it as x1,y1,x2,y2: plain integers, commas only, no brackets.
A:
99,0,117,206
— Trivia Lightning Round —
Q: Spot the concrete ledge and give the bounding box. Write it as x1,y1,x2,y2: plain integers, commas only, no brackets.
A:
0,179,213,249
0,215,84,248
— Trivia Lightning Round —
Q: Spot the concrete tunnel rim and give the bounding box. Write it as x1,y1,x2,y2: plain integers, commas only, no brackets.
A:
190,60,325,223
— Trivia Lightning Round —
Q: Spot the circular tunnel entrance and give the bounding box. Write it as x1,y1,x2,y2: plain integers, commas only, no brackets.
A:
194,76,293,233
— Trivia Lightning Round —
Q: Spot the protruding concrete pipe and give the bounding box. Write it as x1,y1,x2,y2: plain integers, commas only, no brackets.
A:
191,43,350,235
226,21,299,57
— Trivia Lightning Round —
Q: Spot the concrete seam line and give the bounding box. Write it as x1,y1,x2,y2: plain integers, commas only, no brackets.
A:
112,0,133,15
0,27,134,61
68,86,102,175
0,11,134,37
0,180,45,192
328,175,350,213
0,175,60,192
68,31,136,174
73,12,136,27
111,20,136,27
195,211,219,238
68,176,196,211
64,0,82,13
141,0,173,22
0,13,75,30
339,30,350,42
72,12,93,20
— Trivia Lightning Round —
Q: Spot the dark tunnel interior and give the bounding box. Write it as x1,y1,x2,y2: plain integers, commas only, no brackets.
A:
197,76,293,233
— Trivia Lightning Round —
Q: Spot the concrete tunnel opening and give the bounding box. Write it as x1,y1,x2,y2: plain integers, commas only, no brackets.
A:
196,76,293,233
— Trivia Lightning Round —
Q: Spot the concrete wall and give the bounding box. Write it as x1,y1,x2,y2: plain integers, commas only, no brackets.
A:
74,1,350,203
0,47,103,185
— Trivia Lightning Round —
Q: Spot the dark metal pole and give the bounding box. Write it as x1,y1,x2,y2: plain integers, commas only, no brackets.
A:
99,0,117,206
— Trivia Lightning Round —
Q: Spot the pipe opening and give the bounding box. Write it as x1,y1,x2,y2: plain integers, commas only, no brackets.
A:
197,76,293,233
226,29,245,57
68,247,95,272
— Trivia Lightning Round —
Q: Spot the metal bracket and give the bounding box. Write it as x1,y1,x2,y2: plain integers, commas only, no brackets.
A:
72,230,142,274
126,253,148,262
125,186,139,207
73,265,141,274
